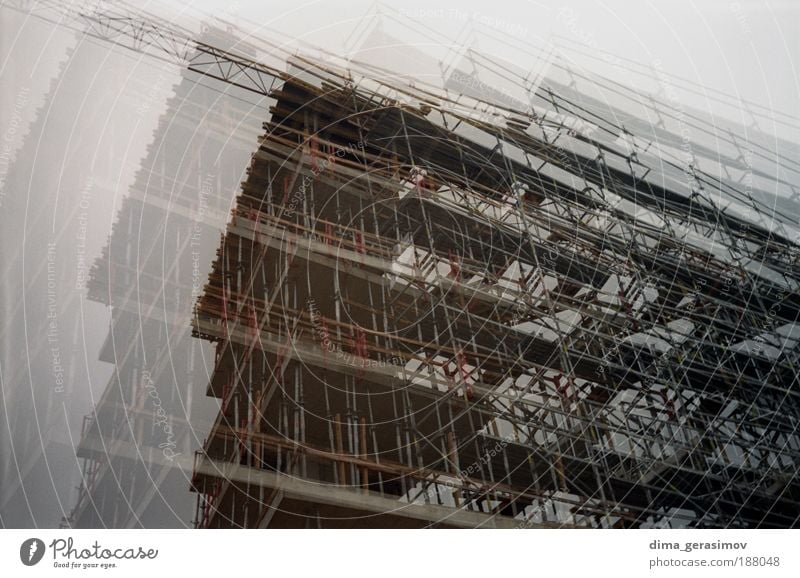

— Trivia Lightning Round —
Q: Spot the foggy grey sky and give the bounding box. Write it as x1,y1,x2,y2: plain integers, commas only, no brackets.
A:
172,0,799,124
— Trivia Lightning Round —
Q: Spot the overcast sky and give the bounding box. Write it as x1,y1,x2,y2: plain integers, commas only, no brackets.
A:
169,0,799,121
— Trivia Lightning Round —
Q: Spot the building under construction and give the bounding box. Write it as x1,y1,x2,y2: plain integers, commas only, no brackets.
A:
189,51,800,528
7,1,798,530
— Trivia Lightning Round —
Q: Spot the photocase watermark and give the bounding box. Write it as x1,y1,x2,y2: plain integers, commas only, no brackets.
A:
20,536,158,569
136,68,171,117
595,314,637,377
0,86,31,209
558,8,631,81
49,537,158,570
750,284,788,357
510,249,559,326
141,370,181,461
509,301,527,325
75,176,94,290
730,2,752,37
20,538,46,566
46,242,65,394
557,8,679,168
448,69,524,113
191,173,213,298
404,434,515,505
650,58,699,191
397,8,529,38
459,435,512,478
284,139,367,218
306,297,403,369
406,479,459,504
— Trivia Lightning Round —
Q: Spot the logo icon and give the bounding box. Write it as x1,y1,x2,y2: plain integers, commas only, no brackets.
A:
20,538,46,566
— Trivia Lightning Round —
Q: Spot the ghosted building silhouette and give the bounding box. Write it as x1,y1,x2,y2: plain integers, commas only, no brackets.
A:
67,28,264,528
0,32,145,527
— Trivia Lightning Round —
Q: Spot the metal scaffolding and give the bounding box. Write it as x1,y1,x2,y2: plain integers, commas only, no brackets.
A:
188,53,800,528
